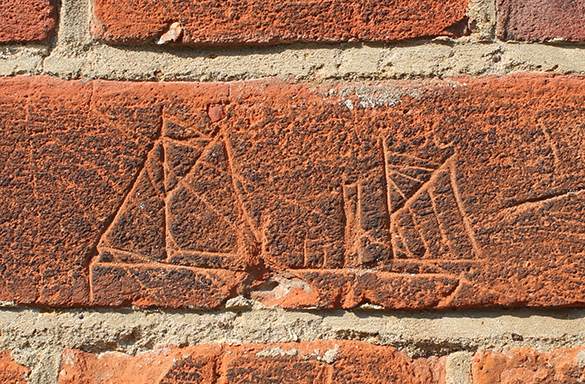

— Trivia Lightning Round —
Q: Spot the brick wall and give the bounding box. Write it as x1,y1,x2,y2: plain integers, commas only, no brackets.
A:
1,0,585,382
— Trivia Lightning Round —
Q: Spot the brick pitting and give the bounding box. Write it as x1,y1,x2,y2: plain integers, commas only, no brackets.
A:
497,0,585,42
90,0,470,45
1,74,585,309
58,341,445,383
0,0,56,43
473,347,585,383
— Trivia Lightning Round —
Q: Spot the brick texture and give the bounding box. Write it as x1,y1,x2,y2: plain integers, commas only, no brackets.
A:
473,348,585,383
0,351,30,384
1,74,585,309
497,0,585,42
58,341,445,383
90,0,470,45
0,0,56,43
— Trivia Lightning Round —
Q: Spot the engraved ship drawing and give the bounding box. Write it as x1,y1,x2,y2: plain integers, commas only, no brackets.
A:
96,125,482,273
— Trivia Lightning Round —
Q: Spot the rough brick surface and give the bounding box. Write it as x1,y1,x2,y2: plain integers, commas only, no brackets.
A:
497,0,585,42
59,341,445,383
0,351,30,383
1,74,585,309
473,348,585,383
90,0,469,45
0,0,56,43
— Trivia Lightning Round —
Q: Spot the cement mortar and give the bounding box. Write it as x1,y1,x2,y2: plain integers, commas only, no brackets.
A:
2,305,585,383
0,0,584,80
446,352,473,384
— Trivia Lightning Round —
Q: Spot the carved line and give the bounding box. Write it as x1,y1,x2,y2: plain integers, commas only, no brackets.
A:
385,149,454,215
98,246,151,263
387,175,407,200
386,152,442,169
577,129,585,162
303,236,308,268
323,364,335,384
341,182,356,267
276,194,341,268
88,107,164,301
176,178,240,232
163,137,216,196
392,215,422,258
356,180,364,263
425,163,457,259
542,126,561,167
388,148,455,259
394,169,429,183
166,143,242,243
164,136,259,262
502,188,585,211
448,160,483,258
279,194,341,228
159,142,168,260
407,205,433,258
221,134,263,251
380,138,393,230
145,144,166,201
163,139,219,255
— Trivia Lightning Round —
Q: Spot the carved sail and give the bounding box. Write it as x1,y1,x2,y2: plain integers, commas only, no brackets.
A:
97,136,256,270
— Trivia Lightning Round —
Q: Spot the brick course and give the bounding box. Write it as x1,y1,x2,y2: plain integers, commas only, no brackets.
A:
0,0,56,43
1,74,585,309
59,341,445,383
90,0,469,45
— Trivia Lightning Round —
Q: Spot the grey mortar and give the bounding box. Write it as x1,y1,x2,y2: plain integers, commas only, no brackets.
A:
446,352,474,384
2,305,585,383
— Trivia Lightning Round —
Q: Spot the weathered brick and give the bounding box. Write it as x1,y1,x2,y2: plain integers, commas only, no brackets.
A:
59,341,445,384
473,348,585,383
0,351,30,384
497,0,585,42
1,74,585,309
90,0,470,45
0,0,56,43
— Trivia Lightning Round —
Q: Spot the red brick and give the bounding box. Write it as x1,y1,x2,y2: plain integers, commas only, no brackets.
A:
59,341,445,384
497,0,585,42
473,348,585,383
1,74,585,309
90,0,470,45
0,351,30,384
0,0,56,43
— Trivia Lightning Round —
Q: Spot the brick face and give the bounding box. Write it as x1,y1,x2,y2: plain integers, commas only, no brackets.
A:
59,341,445,384
473,348,585,383
0,351,30,384
1,74,585,309
0,0,56,43
90,0,470,45
497,0,585,42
